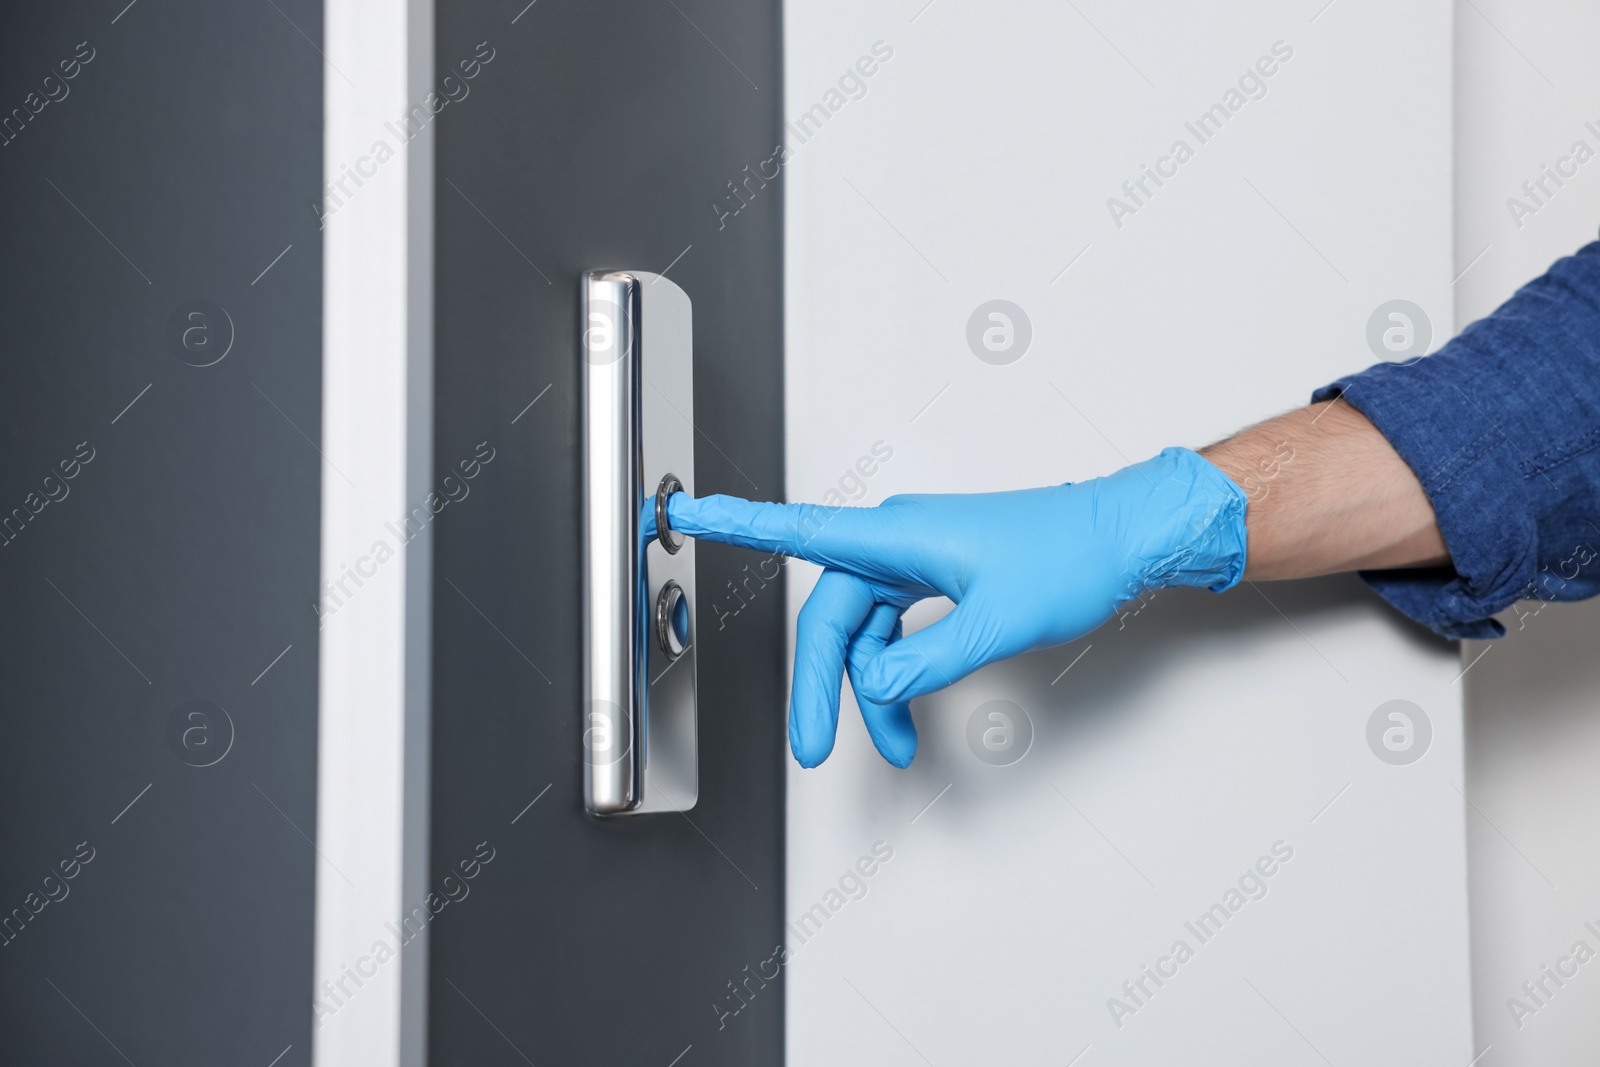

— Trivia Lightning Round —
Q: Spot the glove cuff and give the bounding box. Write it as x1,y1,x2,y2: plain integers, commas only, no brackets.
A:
1131,446,1250,594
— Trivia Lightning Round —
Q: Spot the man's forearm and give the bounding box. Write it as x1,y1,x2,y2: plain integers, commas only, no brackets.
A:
1200,399,1449,581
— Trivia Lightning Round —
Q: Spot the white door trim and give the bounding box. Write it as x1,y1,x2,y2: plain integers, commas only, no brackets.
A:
314,2,433,1064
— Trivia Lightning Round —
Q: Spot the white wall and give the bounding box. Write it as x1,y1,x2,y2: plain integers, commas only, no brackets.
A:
783,1,1472,1063
1453,1,1600,1062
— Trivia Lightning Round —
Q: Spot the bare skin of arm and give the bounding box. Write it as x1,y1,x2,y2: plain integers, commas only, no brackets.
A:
1200,398,1450,580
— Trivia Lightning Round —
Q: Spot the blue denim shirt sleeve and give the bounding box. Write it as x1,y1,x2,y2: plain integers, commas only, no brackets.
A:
1311,237,1600,639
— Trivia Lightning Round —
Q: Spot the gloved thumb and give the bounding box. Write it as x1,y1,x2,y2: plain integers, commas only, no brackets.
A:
856,603,991,704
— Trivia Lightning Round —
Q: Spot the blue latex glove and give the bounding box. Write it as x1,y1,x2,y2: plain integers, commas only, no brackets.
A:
656,447,1248,769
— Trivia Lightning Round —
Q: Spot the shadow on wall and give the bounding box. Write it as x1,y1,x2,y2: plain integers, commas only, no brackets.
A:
1464,598,1600,1056
843,573,1454,811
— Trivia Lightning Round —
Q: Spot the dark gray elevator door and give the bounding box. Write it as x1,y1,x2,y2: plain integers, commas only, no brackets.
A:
0,2,324,1065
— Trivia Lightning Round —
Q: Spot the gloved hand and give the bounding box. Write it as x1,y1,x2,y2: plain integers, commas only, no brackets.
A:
655,447,1248,769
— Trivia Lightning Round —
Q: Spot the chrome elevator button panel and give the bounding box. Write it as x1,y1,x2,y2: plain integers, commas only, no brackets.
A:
581,270,699,816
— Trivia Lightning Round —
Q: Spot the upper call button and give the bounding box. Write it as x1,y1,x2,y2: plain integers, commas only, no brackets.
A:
656,473,684,554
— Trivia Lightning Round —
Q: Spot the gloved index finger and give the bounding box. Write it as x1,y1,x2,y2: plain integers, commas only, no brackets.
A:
666,492,903,577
